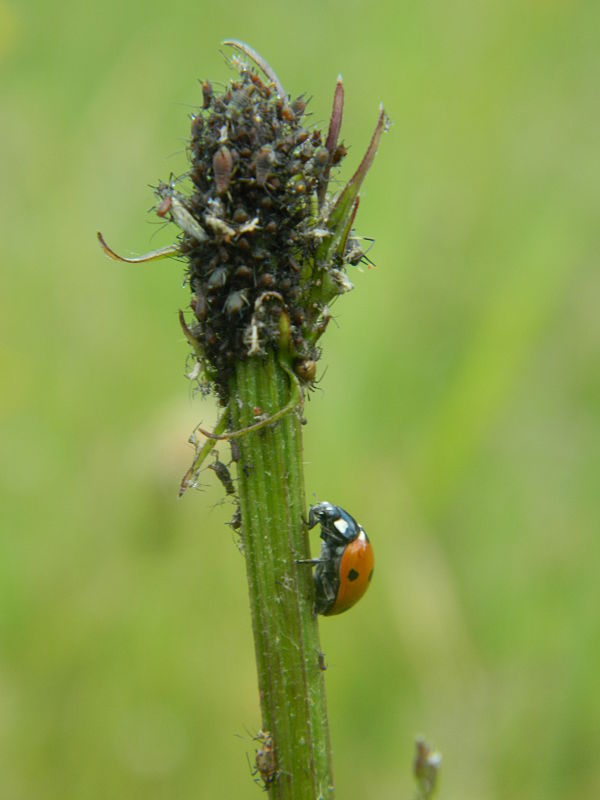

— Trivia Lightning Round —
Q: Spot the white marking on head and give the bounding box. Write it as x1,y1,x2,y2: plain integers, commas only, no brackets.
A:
334,518,349,535
318,501,334,515
358,530,367,543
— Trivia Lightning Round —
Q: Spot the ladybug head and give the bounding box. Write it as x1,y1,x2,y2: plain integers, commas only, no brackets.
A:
308,501,338,528
308,501,362,545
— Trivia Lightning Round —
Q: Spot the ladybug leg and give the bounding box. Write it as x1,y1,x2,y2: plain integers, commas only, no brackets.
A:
306,506,319,529
301,505,324,530
314,568,337,615
300,511,317,529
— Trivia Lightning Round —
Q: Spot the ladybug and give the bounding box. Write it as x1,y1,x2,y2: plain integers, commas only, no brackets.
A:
302,501,374,616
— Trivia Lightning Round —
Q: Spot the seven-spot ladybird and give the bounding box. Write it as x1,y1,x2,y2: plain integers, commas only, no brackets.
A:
302,501,374,616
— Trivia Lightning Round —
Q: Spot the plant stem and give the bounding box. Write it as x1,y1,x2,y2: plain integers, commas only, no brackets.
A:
229,351,334,799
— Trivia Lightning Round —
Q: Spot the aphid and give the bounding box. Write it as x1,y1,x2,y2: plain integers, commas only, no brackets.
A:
299,142,313,163
314,307,332,341
291,96,306,117
191,113,203,138
313,146,330,170
253,731,276,790
186,360,202,381
226,86,253,119
251,247,268,262
228,505,242,530
280,104,295,122
204,327,217,347
233,265,253,281
275,134,294,153
191,292,207,321
208,454,235,495
294,359,317,385
299,501,374,616
223,289,248,316
207,267,228,291
212,145,234,195
233,207,250,223
331,143,347,164
202,79,213,109
291,308,305,326
249,71,268,93
330,268,354,294
257,273,275,289
255,145,275,188
344,233,367,266
230,440,241,462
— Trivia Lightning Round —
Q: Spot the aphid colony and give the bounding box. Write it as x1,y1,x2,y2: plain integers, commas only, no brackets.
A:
157,57,352,401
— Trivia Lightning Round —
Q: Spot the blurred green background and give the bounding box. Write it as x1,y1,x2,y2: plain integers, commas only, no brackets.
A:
2,0,599,797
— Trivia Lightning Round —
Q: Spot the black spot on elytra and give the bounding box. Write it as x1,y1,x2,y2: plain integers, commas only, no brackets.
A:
347,568,359,582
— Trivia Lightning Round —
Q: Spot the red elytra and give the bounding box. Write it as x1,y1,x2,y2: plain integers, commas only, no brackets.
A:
324,531,374,616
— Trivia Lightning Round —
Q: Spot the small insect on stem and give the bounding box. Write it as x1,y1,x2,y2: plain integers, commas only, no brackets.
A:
230,440,241,462
294,359,317,385
208,453,236,496
228,505,241,531
253,730,277,790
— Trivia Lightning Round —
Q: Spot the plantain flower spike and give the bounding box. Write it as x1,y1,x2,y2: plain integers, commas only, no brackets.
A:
98,40,388,402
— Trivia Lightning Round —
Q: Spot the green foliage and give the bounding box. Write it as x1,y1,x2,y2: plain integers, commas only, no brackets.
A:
2,1,600,799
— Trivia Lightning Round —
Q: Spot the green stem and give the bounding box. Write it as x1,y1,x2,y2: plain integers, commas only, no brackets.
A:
229,351,334,799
